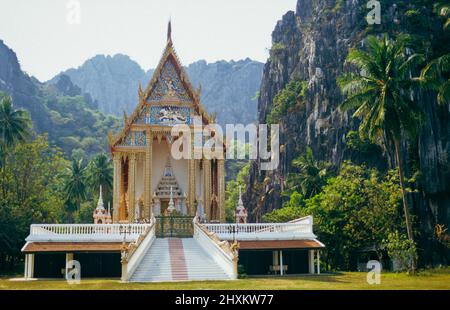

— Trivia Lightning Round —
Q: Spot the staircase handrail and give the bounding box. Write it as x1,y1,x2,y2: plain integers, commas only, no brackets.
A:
193,217,238,279
121,215,157,282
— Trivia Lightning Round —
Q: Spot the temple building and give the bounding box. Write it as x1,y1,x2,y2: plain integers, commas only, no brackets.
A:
21,23,325,282
108,24,225,223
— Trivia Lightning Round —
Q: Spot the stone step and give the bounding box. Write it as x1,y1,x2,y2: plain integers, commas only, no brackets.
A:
129,238,231,282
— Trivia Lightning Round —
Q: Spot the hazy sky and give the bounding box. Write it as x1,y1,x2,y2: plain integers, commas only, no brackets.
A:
0,0,297,81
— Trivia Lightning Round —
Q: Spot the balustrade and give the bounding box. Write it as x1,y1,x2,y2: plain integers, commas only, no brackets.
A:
26,224,151,242
203,217,314,240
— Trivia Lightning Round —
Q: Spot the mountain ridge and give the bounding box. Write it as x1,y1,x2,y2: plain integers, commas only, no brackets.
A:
49,55,264,127
0,39,121,158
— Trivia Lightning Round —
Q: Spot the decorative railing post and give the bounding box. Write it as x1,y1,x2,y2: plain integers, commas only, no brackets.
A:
120,242,129,282
193,217,238,279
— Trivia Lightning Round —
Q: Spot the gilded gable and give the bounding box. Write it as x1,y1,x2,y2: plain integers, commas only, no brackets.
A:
148,59,192,103
110,25,211,149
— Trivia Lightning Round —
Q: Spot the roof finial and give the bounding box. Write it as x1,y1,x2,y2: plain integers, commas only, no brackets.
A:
167,18,172,43
238,186,243,206
96,185,104,210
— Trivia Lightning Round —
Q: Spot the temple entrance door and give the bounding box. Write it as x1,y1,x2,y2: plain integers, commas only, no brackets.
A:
155,215,194,238
161,200,169,215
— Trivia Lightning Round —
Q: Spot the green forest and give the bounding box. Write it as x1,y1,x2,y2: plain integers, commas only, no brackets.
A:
0,92,116,271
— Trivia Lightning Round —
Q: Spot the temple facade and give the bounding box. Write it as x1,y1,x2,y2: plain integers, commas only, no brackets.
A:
109,24,225,223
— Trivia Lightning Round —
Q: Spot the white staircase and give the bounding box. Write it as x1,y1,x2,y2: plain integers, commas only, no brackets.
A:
182,239,231,281
129,238,231,282
130,238,172,282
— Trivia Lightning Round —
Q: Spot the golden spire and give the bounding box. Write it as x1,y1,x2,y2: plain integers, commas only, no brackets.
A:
107,131,114,145
167,19,172,43
123,110,128,126
138,82,144,99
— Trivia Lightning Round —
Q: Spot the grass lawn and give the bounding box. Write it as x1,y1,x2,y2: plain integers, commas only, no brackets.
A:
1,268,449,290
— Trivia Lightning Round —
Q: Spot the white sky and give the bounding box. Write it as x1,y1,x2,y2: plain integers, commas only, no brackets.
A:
0,0,297,81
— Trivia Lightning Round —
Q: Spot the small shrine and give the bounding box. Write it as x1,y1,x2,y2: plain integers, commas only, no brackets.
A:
235,186,248,224
93,186,112,224
153,157,187,215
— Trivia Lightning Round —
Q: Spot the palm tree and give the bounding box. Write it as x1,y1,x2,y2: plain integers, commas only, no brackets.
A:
64,159,87,219
0,95,31,160
86,153,113,199
287,147,330,198
419,3,450,105
338,34,423,272
0,95,31,196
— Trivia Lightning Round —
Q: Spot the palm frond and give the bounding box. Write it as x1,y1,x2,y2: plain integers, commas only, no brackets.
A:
0,96,31,148
340,88,376,112
421,54,450,78
437,80,450,105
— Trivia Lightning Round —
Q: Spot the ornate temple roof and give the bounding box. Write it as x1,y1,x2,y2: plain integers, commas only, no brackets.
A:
110,21,212,149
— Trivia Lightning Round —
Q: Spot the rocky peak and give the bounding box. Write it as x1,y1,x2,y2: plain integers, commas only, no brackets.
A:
54,74,82,97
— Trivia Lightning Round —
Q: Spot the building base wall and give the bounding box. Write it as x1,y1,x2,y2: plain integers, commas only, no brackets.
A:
32,252,121,279
238,249,309,276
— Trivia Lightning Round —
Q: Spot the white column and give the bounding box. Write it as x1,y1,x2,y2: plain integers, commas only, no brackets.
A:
317,250,320,275
271,250,277,275
65,253,73,278
308,250,315,274
24,254,28,278
279,250,284,276
25,254,34,279
29,254,34,278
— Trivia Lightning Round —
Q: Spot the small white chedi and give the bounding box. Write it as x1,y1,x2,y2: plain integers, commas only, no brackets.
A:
93,185,112,224
235,186,248,224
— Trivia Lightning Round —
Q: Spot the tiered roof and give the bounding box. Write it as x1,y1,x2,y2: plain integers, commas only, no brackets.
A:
110,21,212,149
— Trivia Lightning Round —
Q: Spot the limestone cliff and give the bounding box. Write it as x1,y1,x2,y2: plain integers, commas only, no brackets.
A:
244,0,450,265
246,0,365,217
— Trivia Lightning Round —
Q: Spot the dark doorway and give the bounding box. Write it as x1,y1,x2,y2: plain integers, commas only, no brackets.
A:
238,249,310,276
282,250,309,274
73,253,121,278
34,253,65,278
238,250,273,275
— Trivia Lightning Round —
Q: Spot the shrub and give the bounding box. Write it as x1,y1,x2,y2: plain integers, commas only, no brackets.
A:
384,231,418,273
266,78,308,124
